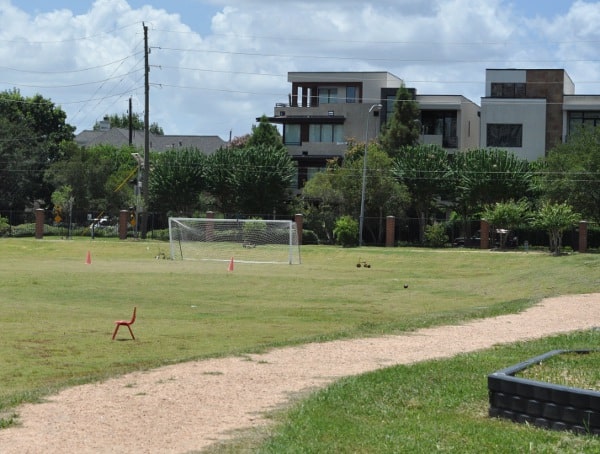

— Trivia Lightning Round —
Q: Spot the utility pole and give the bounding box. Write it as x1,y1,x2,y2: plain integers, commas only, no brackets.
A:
128,96,133,146
141,22,150,239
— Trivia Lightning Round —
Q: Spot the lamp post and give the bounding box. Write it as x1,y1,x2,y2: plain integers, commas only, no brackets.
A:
359,103,383,246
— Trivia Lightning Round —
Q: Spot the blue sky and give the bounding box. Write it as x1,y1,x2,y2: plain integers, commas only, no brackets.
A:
3,0,600,138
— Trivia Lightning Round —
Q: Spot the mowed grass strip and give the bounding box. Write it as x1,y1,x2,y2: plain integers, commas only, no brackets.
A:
248,331,600,454
0,237,598,415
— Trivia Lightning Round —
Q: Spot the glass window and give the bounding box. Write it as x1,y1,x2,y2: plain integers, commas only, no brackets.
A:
284,124,301,145
490,82,527,98
333,124,345,143
568,111,600,135
308,124,344,143
346,86,357,103
318,88,338,104
487,124,523,147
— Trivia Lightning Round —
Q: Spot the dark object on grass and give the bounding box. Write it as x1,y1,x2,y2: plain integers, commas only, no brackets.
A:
356,258,371,268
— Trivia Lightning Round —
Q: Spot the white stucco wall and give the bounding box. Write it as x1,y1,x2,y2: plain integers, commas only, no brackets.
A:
480,98,547,161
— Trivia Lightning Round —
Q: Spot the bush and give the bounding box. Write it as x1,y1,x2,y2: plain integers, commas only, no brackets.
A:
0,216,9,236
424,223,449,247
302,229,319,245
333,216,358,247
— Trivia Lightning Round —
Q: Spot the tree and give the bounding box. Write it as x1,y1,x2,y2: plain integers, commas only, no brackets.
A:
481,199,531,249
94,113,164,135
541,126,600,222
302,142,409,245
45,143,137,218
51,185,74,234
333,215,359,247
233,145,295,217
300,164,345,244
448,148,533,236
392,144,451,243
247,115,282,147
533,202,580,255
149,148,207,216
206,144,295,217
0,89,75,211
379,85,421,158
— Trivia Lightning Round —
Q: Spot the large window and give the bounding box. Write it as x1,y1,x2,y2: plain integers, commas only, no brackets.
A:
284,124,301,145
309,124,344,143
568,111,600,135
421,110,458,148
318,88,338,104
487,124,523,147
491,82,526,98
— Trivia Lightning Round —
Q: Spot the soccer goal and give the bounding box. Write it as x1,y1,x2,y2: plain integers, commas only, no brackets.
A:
168,217,301,264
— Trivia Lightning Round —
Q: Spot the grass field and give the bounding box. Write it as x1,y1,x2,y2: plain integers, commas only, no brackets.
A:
1,237,599,450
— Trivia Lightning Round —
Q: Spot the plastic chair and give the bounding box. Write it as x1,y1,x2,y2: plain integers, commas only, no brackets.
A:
112,307,136,340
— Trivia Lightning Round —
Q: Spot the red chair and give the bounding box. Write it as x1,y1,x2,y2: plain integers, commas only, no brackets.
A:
112,307,136,340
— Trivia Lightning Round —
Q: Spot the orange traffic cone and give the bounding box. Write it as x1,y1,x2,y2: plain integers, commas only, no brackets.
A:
228,257,234,272
85,250,92,265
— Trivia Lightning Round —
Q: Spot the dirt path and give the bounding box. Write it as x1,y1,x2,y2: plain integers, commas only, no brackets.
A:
1,294,599,453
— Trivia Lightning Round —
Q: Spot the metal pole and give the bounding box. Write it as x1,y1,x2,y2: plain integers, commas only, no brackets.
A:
359,103,382,246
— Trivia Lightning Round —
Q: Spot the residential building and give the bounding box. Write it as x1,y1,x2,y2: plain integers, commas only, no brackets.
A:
75,126,226,154
416,94,480,152
264,71,480,190
480,68,575,161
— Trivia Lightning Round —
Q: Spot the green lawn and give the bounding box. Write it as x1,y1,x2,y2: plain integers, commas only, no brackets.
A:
1,237,599,449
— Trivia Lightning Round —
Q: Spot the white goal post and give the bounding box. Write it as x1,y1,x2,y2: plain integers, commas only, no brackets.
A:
168,217,301,264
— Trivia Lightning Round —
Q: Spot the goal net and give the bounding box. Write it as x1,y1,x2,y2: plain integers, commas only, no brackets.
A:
168,217,301,264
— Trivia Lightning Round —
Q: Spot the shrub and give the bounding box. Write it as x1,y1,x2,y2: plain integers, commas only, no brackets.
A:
333,216,358,247
424,222,449,247
0,216,9,236
302,229,319,245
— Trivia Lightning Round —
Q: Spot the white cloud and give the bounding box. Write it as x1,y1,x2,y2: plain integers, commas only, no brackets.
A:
2,0,600,139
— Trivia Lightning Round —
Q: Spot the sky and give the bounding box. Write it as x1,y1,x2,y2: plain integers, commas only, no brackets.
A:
2,0,600,140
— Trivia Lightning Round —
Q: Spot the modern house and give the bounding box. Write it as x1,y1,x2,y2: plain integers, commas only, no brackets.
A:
416,94,480,152
263,71,480,190
479,68,583,161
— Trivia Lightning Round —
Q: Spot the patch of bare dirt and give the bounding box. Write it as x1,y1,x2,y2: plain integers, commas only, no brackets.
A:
0,294,599,453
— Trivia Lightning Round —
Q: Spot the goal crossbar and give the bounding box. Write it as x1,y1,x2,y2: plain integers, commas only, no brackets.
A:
168,217,301,264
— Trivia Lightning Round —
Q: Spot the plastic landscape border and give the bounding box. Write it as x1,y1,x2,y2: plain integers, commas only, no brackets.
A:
488,349,600,434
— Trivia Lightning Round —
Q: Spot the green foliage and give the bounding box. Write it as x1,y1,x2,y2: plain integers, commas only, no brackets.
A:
207,144,295,217
424,222,448,247
0,216,9,235
50,185,73,210
0,89,75,210
379,85,421,156
541,126,600,222
149,148,207,215
333,215,358,246
44,143,137,216
248,115,283,147
449,148,534,235
94,113,164,135
303,143,409,245
533,201,580,255
392,144,451,243
482,199,531,248
242,217,267,243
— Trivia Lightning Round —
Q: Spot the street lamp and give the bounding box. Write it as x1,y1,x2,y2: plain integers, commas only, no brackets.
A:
359,103,383,246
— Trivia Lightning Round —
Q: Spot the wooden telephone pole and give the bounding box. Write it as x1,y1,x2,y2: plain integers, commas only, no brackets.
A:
141,22,150,239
